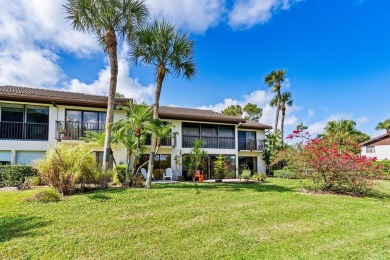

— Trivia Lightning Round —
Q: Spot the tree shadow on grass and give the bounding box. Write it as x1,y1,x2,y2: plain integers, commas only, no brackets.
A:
0,215,52,243
152,182,293,193
87,193,112,201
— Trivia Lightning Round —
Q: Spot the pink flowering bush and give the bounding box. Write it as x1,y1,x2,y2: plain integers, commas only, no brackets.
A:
276,131,379,196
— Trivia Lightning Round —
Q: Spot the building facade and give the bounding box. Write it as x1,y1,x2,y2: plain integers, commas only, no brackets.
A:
360,133,390,160
0,86,272,180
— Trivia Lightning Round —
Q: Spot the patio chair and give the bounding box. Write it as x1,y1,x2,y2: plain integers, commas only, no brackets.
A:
141,168,155,181
163,168,173,180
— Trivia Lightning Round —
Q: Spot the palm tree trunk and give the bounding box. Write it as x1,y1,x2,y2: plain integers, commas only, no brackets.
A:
102,27,118,189
281,107,286,144
274,91,281,133
146,66,166,189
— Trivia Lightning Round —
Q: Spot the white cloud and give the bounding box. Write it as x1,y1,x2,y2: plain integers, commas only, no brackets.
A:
198,88,298,127
228,0,302,28
146,0,225,33
356,116,368,126
63,44,155,103
308,109,314,118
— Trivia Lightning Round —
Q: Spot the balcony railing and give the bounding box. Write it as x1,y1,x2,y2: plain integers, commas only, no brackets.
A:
0,121,49,141
238,139,266,151
145,135,177,147
56,121,105,141
183,135,235,149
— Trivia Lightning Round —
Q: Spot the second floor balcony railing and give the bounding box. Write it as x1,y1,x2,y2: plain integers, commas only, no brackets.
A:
0,121,49,141
56,121,105,141
145,135,177,147
183,135,235,149
238,139,266,151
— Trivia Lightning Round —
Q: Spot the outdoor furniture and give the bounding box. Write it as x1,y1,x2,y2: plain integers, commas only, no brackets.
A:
195,171,204,182
163,168,173,180
141,168,155,181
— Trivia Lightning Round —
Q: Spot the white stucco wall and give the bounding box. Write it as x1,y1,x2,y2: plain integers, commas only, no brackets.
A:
361,145,390,160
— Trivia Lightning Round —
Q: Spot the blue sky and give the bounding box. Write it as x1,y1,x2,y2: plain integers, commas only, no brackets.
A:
1,0,389,137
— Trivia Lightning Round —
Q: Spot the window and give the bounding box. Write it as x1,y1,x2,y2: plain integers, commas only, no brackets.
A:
1,107,24,122
0,151,11,165
66,110,106,125
366,146,375,153
137,154,171,180
15,151,46,165
182,123,235,149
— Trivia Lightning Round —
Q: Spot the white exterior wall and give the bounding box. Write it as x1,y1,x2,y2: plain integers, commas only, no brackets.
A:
361,145,390,160
0,100,127,165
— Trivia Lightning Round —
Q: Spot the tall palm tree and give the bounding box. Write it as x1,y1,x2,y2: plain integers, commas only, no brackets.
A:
376,119,390,134
270,92,293,143
130,20,196,189
264,69,287,133
64,0,149,188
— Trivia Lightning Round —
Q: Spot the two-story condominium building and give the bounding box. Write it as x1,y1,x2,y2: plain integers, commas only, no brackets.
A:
360,133,390,160
0,86,272,180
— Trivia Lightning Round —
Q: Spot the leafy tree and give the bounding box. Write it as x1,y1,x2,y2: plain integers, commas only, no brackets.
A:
243,103,263,122
64,0,149,188
221,103,262,121
221,105,243,117
376,118,390,133
296,122,308,132
130,20,196,189
186,139,208,182
270,92,293,142
263,130,283,174
115,92,125,98
264,69,287,133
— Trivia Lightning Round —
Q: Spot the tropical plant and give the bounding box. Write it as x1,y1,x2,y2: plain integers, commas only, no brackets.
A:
213,155,227,179
322,120,369,152
240,169,251,181
130,20,196,188
270,91,293,142
264,69,287,133
375,118,390,134
186,139,208,182
251,173,267,182
263,130,283,173
64,0,149,188
34,144,101,197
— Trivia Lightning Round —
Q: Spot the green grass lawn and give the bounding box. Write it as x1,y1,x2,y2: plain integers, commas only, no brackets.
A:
1,179,390,259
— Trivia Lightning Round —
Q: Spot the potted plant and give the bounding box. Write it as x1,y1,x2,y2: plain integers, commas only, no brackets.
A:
186,139,208,182
213,155,227,182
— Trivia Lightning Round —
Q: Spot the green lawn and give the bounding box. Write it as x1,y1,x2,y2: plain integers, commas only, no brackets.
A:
1,179,389,259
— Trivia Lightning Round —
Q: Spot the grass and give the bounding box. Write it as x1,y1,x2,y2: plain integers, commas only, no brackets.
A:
1,179,390,259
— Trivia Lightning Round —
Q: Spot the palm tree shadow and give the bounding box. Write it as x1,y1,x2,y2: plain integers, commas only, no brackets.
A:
0,216,52,243
152,182,293,193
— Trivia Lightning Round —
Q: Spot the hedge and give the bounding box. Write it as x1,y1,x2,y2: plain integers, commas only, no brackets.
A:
0,165,37,187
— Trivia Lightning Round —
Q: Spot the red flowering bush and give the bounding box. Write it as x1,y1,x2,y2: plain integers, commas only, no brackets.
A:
299,138,378,195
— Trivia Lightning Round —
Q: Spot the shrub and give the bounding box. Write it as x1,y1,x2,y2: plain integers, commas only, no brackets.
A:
251,173,267,182
131,174,144,188
34,144,101,196
373,160,390,180
273,169,300,179
0,165,37,188
24,188,61,203
115,165,127,184
240,169,251,181
19,176,40,190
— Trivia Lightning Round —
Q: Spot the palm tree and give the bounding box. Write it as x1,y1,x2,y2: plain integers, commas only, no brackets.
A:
264,69,287,133
112,102,153,173
376,119,390,134
270,92,293,143
130,20,196,189
64,0,149,188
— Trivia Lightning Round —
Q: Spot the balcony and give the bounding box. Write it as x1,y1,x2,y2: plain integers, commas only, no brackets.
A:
238,139,266,151
0,121,49,141
183,135,235,149
145,135,177,147
56,121,105,141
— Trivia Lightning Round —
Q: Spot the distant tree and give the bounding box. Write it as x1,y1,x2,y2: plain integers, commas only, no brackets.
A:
296,122,308,132
221,103,263,121
323,120,369,152
130,20,196,189
115,92,125,98
265,69,287,133
271,92,293,142
376,118,390,134
243,103,263,122
221,105,243,117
